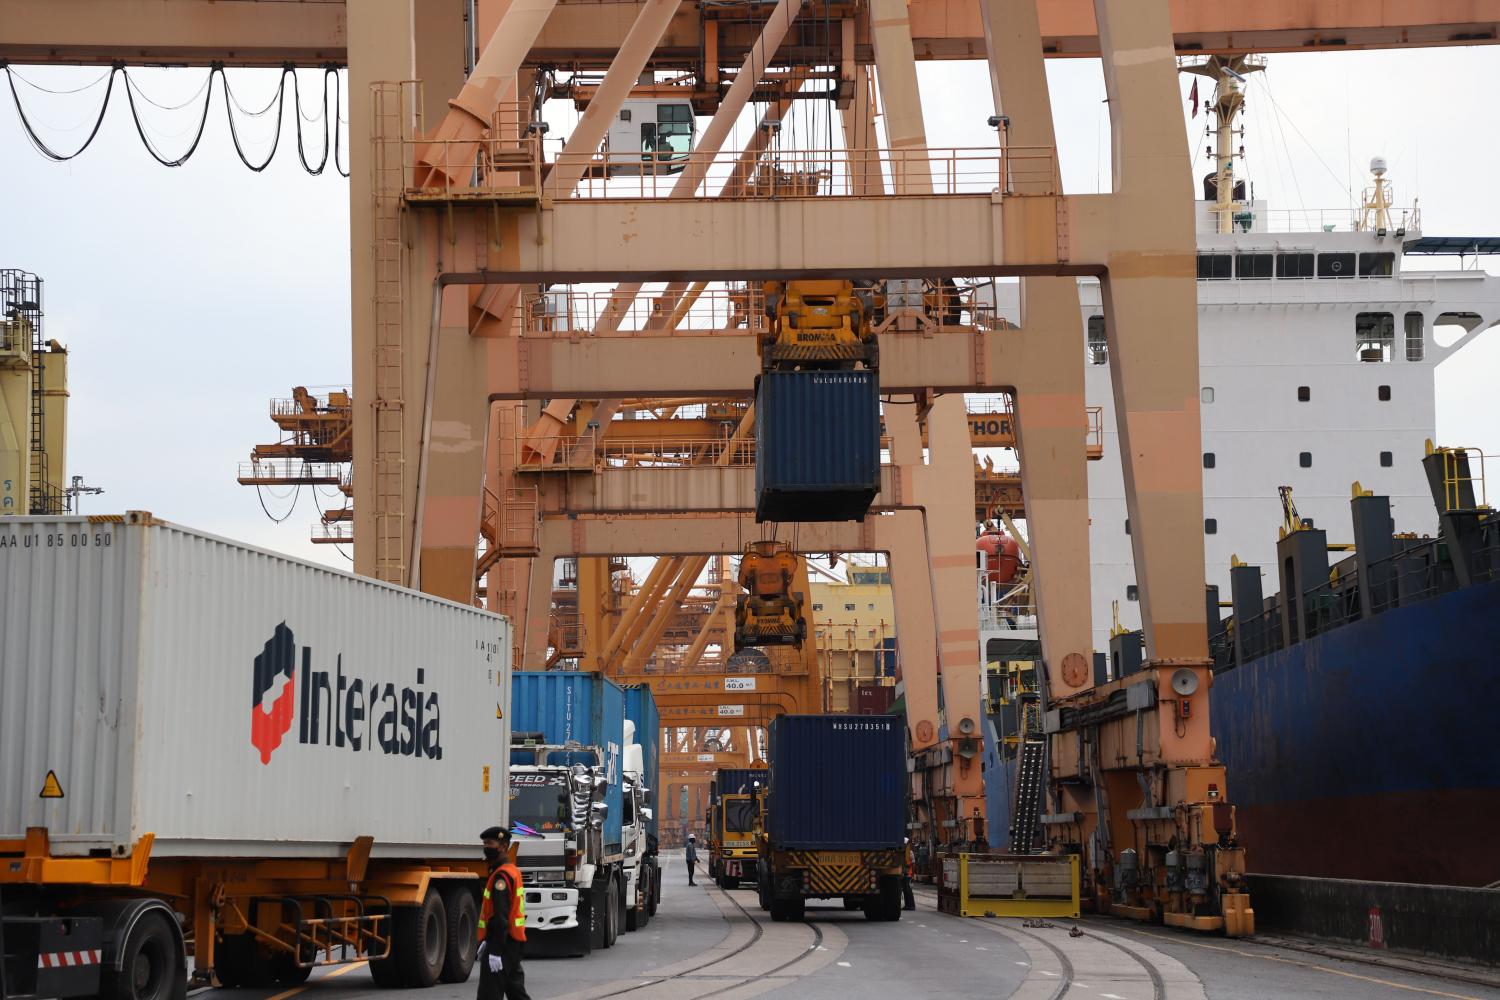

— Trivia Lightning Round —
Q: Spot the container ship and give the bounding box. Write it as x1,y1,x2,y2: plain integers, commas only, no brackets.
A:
1206,447,1500,887
979,59,1500,885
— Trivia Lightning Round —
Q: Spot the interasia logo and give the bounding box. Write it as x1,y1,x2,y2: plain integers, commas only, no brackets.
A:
250,622,444,765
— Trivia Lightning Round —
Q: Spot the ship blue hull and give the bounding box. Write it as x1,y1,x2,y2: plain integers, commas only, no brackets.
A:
1211,578,1500,887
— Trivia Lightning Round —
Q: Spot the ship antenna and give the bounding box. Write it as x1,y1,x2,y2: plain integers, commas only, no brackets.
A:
1181,54,1265,234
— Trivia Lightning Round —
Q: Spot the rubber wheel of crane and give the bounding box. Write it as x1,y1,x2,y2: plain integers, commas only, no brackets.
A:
394,891,447,988
106,913,178,1000
437,885,479,983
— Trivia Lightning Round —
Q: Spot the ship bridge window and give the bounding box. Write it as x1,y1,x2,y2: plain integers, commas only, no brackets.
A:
1197,253,1233,280
1359,252,1395,276
1086,315,1107,365
1355,312,1395,362
1276,252,1315,278
1405,313,1425,361
1235,253,1273,279
1126,585,1139,602
1318,252,1356,278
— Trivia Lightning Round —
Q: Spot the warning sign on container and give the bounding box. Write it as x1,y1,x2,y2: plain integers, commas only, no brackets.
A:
39,770,64,799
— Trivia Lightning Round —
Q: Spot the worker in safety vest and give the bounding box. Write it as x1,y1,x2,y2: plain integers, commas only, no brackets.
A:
477,826,532,1000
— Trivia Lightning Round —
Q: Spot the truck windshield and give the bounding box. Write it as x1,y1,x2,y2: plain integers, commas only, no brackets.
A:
723,797,759,834
509,773,572,833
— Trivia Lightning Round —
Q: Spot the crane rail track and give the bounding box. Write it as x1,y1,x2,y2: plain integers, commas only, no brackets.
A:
911,884,1168,1000
588,861,825,999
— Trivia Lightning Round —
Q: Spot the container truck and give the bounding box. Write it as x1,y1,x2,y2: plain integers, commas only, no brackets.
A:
756,715,906,922
621,686,661,930
508,672,647,957
0,513,512,1000
709,768,766,889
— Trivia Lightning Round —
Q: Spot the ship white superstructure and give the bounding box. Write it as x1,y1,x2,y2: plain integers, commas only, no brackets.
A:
987,191,1500,653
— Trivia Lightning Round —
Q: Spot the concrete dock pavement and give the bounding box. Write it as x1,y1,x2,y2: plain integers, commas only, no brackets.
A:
204,854,1499,1000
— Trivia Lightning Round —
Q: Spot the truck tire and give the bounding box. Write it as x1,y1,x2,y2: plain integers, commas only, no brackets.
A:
368,950,402,988
438,885,479,983
394,891,448,988
268,948,313,986
649,865,661,916
588,888,607,952
573,898,595,958
105,913,178,1000
724,876,740,891
213,934,271,989
603,880,619,948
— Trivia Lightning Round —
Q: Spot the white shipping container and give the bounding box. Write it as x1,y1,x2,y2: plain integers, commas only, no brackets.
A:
0,513,511,860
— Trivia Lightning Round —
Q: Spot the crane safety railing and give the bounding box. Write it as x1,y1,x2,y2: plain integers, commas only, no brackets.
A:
237,461,347,486
270,393,351,418
516,430,759,470
546,145,1058,201
520,287,768,335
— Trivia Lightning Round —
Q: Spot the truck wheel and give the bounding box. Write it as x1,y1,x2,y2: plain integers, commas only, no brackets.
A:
603,880,619,948
438,886,479,983
268,949,312,986
213,934,270,989
394,890,448,988
106,913,178,1000
785,897,805,922
588,889,607,952
648,867,661,916
572,898,594,958
725,877,740,891
368,951,402,988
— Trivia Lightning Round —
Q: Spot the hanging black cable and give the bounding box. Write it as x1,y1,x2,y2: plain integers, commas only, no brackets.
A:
3,60,349,175
120,64,217,167
219,64,287,171
2,60,120,161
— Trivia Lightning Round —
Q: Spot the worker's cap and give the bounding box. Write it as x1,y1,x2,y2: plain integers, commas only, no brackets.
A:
480,825,514,843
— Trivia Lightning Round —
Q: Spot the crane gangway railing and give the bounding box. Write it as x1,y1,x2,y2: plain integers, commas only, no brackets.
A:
546,145,1058,200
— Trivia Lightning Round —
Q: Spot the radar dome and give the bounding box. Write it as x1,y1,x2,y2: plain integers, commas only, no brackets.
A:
1370,156,1388,176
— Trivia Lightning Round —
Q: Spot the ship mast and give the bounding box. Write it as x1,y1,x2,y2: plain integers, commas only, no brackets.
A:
1182,55,1265,234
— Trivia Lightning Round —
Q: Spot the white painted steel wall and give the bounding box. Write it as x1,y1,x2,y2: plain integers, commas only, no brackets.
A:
980,233,1500,653
0,513,511,860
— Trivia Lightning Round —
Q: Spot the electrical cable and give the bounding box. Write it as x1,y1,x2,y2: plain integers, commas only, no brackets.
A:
2,61,348,175
255,480,302,524
3,61,120,161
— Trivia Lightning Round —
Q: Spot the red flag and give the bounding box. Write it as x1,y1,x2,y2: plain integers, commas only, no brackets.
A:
1189,78,1200,117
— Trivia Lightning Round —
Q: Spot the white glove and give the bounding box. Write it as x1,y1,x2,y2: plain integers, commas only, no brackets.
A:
487,952,504,974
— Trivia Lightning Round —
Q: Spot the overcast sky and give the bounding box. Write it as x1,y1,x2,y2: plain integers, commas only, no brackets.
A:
2,46,1496,570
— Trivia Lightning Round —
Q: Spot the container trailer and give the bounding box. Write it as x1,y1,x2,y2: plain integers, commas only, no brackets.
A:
621,686,661,929
756,715,906,922
508,673,652,956
0,513,512,1000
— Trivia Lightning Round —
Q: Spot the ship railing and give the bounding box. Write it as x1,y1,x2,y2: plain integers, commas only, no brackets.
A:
1238,606,1283,662
1301,577,1362,639
1365,542,1456,615
1233,206,1421,235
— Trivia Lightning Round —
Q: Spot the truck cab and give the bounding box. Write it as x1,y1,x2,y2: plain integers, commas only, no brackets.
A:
619,722,659,931
508,739,620,957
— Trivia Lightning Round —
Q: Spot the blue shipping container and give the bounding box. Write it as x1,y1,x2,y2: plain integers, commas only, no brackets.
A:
766,714,905,851
510,672,626,849
623,685,661,838
755,370,880,522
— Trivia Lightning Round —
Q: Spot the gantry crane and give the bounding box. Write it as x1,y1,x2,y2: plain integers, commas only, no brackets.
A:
12,0,1499,941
